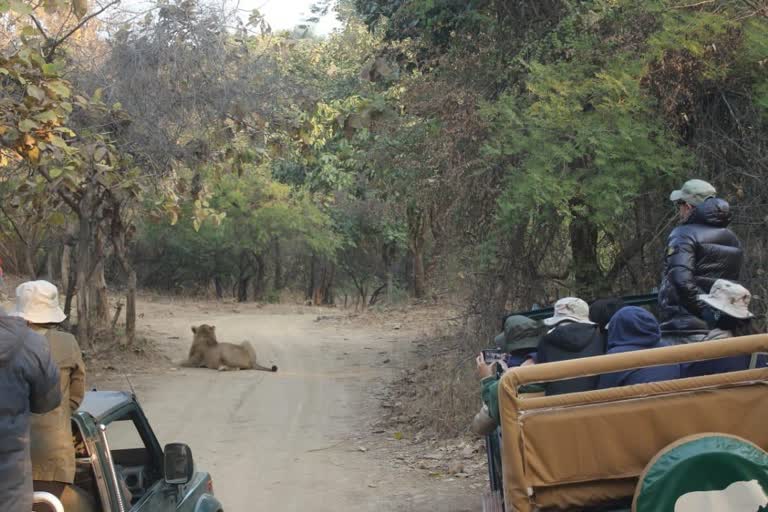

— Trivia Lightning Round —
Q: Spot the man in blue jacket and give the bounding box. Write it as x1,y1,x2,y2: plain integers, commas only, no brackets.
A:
598,306,680,388
0,314,61,512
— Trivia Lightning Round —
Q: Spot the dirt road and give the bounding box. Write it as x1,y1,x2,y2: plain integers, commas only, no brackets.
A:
95,299,479,511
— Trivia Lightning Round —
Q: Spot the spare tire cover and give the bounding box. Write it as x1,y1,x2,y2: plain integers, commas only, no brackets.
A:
633,433,768,512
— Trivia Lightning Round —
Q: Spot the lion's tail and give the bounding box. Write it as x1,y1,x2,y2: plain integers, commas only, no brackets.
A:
241,342,278,372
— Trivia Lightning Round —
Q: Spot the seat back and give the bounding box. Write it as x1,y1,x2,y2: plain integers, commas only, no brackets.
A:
497,334,768,512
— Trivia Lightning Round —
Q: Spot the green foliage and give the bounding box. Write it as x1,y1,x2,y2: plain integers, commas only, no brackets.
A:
485,58,690,231
0,49,72,165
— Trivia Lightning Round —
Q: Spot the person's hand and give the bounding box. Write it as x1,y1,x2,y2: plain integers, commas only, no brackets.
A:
476,353,494,379
521,357,535,367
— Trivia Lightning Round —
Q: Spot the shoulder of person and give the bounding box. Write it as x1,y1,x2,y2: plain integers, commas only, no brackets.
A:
49,329,82,356
551,322,598,334
667,225,698,242
21,326,50,350
19,326,54,364
46,328,78,344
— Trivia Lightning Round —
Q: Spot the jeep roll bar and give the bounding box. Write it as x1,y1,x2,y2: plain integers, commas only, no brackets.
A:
504,293,658,324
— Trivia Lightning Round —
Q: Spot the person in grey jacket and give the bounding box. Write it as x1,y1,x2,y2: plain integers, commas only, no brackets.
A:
0,314,62,512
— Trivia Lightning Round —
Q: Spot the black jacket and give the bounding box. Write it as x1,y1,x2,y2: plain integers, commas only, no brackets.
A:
0,316,61,512
537,322,604,396
658,198,743,331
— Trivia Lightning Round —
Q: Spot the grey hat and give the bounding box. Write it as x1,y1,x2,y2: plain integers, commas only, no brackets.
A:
494,315,543,353
669,179,716,206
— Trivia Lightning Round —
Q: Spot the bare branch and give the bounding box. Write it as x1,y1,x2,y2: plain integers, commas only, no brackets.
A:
44,0,121,60
0,203,29,247
28,15,51,44
36,167,80,212
672,0,715,9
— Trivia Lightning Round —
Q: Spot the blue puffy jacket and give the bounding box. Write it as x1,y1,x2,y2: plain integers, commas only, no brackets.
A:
598,307,680,388
0,315,61,512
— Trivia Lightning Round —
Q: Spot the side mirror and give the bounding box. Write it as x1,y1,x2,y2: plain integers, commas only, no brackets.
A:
164,443,194,485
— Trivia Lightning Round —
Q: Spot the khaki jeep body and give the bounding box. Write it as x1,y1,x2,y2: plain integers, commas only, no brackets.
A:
497,334,768,511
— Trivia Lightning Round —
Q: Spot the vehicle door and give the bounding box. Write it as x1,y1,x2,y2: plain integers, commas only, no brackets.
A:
102,406,176,511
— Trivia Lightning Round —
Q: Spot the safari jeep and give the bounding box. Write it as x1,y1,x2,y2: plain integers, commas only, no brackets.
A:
34,390,223,512
495,334,768,511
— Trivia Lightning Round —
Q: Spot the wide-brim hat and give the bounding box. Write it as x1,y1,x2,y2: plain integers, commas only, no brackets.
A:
12,280,66,324
505,334,541,353
698,279,754,320
543,297,594,326
495,315,543,353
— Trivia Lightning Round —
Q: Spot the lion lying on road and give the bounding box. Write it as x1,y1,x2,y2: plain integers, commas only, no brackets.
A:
181,324,278,372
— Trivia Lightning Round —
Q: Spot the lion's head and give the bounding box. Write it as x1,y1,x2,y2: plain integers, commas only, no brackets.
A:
191,324,218,346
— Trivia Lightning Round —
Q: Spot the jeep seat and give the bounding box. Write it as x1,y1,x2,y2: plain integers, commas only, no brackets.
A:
497,334,768,512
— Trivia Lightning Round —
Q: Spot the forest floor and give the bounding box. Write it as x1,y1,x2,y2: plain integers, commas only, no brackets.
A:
77,293,487,511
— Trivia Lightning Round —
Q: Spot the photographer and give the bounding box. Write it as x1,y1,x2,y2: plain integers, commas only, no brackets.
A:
471,315,543,436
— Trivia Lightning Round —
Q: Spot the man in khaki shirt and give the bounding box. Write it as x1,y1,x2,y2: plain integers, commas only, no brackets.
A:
13,281,94,512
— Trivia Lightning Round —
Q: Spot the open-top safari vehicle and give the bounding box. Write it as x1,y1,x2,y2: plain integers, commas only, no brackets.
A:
487,333,768,511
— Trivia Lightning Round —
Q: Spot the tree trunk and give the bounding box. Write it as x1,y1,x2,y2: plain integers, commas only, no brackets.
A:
273,238,283,291
91,260,109,330
253,253,266,301
412,246,426,299
214,276,224,300
237,277,249,302
61,245,71,298
237,250,251,302
407,205,428,299
109,198,137,344
46,250,55,282
89,228,110,331
307,253,316,302
322,263,335,305
383,242,396,305
24,244,36,278
75,190,93,348
569,201,604,297
125,269,136,344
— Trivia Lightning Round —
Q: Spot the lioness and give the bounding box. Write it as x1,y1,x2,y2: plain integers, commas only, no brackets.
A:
181,324,278,372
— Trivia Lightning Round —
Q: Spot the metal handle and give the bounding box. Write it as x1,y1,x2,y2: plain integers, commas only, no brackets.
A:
98,423,127,512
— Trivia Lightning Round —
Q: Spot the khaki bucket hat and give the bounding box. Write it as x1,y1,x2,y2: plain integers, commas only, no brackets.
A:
698,279,754,320
13,280,67,324
543,297,594,327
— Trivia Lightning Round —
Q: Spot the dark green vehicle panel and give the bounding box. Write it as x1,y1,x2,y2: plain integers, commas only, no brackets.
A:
74,391,223,512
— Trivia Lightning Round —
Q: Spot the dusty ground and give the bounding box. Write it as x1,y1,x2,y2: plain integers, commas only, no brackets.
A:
84,296,484,511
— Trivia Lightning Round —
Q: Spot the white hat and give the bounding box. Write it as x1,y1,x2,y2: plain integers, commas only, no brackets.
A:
543,297,594,326
698,280,754,320
13,280,66,324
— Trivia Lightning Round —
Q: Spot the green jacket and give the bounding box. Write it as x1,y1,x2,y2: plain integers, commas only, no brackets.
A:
481,376,501,426
481,374,545,427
